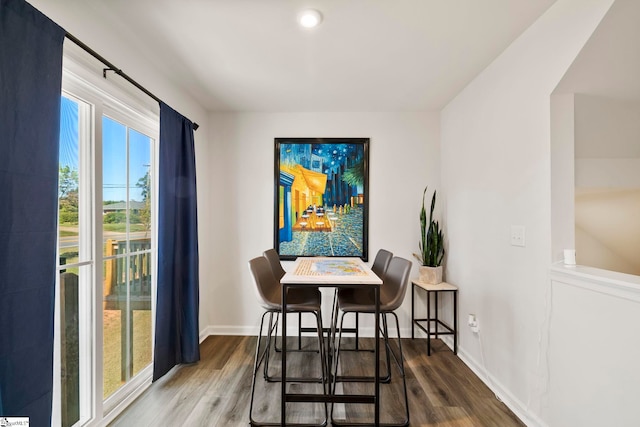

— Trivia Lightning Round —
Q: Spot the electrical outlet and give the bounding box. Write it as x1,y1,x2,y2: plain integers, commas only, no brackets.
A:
467,314,476,326
468,314,479,333
510,225,526,247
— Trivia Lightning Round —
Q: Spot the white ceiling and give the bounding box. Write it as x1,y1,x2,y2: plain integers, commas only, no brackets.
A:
76,0,557,112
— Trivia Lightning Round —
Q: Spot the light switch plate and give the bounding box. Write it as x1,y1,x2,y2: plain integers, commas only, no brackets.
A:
511,225,526,247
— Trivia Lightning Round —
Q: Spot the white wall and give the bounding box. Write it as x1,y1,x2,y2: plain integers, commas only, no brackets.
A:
200,112,440,335
549,266,640,427
575,94,640,159
440,0,615,426
574,95,640,188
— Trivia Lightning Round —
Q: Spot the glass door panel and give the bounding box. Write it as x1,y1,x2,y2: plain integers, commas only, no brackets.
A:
102,116,154,399
58,94,93,427
102,117,128,256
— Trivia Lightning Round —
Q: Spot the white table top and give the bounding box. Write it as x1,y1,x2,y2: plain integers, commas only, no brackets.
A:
411,279,458,291
281,257,382,285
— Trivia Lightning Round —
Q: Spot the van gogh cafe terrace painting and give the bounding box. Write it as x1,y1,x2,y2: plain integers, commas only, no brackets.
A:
275,138,368,259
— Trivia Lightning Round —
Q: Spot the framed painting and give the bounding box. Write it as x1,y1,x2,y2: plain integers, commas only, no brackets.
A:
274,137,369,261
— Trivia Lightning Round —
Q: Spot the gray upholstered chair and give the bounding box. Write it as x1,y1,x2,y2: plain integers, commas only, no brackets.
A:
332,256,412,427
263,248,314,351
332,249,393,351
248,256,327,426
371,248,393,279
263,248,286,280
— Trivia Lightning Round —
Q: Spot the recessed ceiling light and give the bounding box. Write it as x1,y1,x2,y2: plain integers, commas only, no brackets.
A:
298,9,322,28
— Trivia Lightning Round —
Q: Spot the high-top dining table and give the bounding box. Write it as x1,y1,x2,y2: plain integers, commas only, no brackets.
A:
280,257,383,426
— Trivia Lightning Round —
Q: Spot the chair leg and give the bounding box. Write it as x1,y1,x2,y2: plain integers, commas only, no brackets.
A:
251,310,329,427
298,312,303,350
355,312,360,350
330,312,409,427
265,311,326,384
263,312,277,380
313,309,329,423
331,310,346,395
332,311,391,384
381,313,393,382
275,312,320,354
249,311,274,426
387,311,410,427
273,312,282,353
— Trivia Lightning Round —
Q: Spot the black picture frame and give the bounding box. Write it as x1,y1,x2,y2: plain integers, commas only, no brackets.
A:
274,138,369,261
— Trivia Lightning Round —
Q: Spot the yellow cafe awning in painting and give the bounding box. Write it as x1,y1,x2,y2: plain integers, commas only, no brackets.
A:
297,165,327,193
281,163,327,194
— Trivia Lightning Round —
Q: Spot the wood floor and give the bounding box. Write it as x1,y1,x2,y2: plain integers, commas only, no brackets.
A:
109,335,524,426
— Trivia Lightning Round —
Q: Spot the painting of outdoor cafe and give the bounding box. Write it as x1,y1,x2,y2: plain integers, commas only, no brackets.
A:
274,138,369,260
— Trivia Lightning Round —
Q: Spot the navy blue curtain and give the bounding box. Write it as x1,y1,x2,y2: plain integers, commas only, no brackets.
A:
0,0,65,424
153,103,200,381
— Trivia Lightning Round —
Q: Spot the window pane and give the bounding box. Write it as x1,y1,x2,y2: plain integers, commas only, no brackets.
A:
59,97,80,267
131,250,152,377
58,95,92,427
128,129,152,242
103,257,124,398
103,116,128,255
102,252,152,397
102,119,154,399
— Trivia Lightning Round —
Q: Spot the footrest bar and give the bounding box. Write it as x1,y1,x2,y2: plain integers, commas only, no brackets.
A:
285,393,375,404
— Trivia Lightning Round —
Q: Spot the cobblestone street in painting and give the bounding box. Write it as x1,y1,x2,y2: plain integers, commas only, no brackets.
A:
280,206,363,257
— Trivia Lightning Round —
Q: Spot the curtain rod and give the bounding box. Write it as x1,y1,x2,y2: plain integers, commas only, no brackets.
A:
64,32,199,131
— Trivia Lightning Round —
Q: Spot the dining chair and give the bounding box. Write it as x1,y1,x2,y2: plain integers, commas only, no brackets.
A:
263,248,286,280
358,249,393,346
247,256,328,426
331,249,393,352
263,248,312,352
331,256,412,427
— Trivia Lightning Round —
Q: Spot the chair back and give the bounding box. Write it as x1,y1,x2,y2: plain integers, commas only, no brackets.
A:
371,249,393,280
263,248,286,280
248,256,280,310
381,256,412,311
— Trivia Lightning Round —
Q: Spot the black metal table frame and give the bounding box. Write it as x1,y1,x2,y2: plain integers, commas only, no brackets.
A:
411,283,458,356
282,282,381,426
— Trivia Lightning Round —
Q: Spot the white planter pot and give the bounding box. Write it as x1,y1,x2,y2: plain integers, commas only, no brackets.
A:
419,266,443,284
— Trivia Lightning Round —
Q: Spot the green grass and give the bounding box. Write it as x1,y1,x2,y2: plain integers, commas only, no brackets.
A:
103,309,152,398
60,230,79,237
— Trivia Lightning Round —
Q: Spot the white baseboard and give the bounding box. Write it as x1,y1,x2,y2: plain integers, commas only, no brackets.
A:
202,325,256,337
451,339,547,427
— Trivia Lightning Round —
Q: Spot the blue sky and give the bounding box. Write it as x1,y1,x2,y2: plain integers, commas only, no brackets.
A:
60,96,151,202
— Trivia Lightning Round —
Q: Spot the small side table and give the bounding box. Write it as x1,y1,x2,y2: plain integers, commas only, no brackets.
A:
411,280,458,356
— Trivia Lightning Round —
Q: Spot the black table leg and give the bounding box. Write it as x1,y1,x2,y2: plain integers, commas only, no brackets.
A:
426,290,431,356
281,285,287,426
411,283,415,339
374,285,380,426
454,290,458,355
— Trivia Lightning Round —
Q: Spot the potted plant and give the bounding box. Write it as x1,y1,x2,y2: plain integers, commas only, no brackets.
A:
414,186,445,284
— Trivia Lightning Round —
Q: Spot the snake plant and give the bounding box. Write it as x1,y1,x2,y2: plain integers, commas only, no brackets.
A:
414,186,445,267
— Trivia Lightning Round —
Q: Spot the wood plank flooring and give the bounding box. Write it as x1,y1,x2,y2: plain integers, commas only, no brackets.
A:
109,335,524,426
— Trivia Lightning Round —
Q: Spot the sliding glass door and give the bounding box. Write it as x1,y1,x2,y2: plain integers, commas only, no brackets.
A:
55,67,158,426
